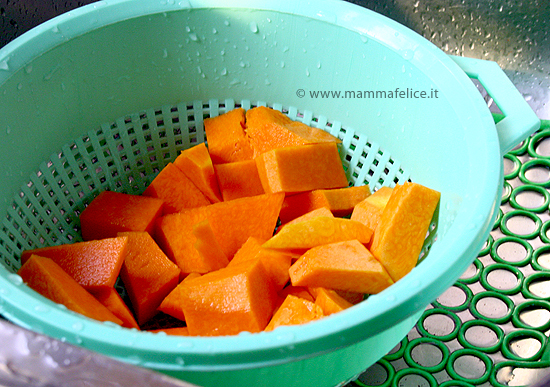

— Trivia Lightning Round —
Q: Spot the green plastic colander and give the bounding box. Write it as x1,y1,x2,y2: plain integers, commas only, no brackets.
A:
0,1,540,386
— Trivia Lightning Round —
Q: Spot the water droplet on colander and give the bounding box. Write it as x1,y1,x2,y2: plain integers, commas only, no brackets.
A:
0,58,10,71
317,61,321,69
162,49,168,58
360,34,368,43
305,68,310,77
212,27,217,34
276,332,296,342
72,322,84,331
401,65,406,73
280,61,285,68
402,49,414,60
175,357,185,366
189,32,198,42
265,79,271,85
239,61,246,68
52,25,60,33
177,341,194,349
7,273,22,285
24,65,33,74
224,20,230,26
34,304,50,314
6,126,11,134
249,21,259,34
283,46,289,53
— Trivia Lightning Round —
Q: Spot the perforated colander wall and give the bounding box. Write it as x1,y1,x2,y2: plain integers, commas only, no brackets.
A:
0,99,413,274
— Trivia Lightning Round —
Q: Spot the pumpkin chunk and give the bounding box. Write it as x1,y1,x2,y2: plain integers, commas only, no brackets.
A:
255,143,348,195
173,143,222,203
20,236,128,294
204,108,254,164
159,258,277,336
350,186,394,233
118,231,181,325
245,106,341,156
313,288,354,316
214,159,265,201
265,295,324,331
289,239,394,294
370,182,440,282
153,207,210,275
143,162,211,213
263,216,373,254
79,191,164,241
280,185,371,223
228,236,292,291
18,255,123,325
192,219,229,271
204,192,285,259
93,287,140,329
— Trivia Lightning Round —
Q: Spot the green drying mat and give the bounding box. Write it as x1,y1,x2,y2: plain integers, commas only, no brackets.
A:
348,118,550,387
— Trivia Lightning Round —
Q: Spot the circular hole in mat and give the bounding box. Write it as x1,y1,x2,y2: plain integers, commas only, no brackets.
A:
500,210,541,239
532,246,550,271
481,264,523,295
478,234,493,257
459,259,482,284
519,159,550,187
528,130,550,158
356,359,394,387
501,181,512,204
513,300,550,331
522,272,550,300
392,369,437,387
491,236,532,266
458,319,503,353
539,220,550,244
494,363,550,387
404,338,449,373
417,309,460,341
434,282,472,311
503,154,521,179
447,349,492,384
502,329,546,362
470,291,514,324
384,336,407,361
510,185,550,213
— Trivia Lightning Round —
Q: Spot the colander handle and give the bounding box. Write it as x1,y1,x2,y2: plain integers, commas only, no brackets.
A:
450,55,540,155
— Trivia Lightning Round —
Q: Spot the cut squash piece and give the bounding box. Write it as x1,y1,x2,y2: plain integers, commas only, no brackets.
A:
142,162,211,213
214,159,265,201
79,190,164,241
93,287,140,329
263,216,373,253
173,143,222,203
159,258,277,336
280,185,371,223
204,108,254,164
20,236,128,294
255,143,348,195
228,236,291,291
18,255,123,325
313,288,354,316
370,182,440,282
350,186,394,233
245,106,341,156
289,239,394,294
265,295,324,331
118,231,181,326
